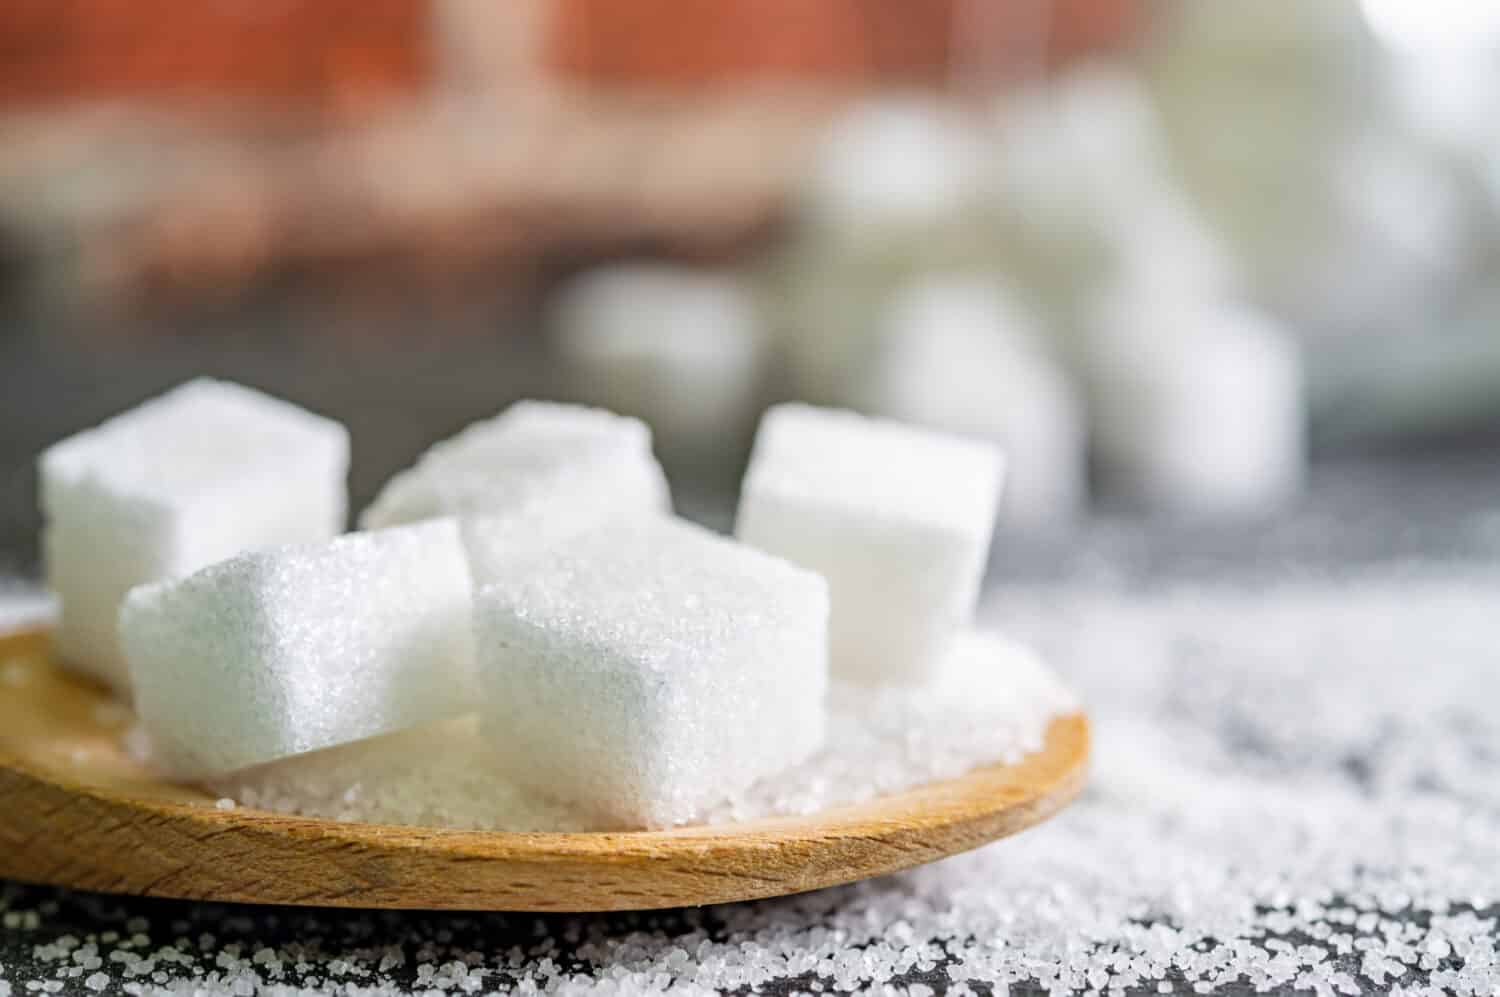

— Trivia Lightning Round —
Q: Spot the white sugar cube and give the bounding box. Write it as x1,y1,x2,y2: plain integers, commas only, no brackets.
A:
39,378,349,694
1084,296,1305,517
551,264,766,463
987,65,1172,259
867,277,1086,529
359,400,670,529
803,97,982,233
735,404,1003,685
121,520,475,778
474,517,828,829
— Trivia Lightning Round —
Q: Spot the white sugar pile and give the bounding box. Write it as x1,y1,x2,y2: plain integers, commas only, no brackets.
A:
205,716,589,831
205,628,1075,830
710,630,1074,823
7,566,1500,996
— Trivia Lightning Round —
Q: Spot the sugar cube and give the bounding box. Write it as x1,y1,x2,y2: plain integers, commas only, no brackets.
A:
459,502,645,589
359,400,671,529
802,97,981,233
987,64,1173,258
474,517,828,829
39,378,349,694
1084,295,1304,517
551,264,765,464
735,404,1003,685
867,276,1086,529
121,519,474,778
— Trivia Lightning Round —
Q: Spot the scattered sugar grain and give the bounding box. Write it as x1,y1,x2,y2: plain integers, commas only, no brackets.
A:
11,568,1495,995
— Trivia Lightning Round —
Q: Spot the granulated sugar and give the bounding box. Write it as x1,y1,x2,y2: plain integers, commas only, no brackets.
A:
706,629,1075,823
5,566,1500,996
206,628,1073,831
206,717,590,832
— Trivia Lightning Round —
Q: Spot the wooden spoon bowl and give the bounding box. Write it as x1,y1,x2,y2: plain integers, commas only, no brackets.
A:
0,628,1089,912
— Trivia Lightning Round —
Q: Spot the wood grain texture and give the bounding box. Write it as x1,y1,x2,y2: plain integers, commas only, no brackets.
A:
0,628,1089,912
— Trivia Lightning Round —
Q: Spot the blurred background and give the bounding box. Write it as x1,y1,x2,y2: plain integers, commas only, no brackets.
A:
3,0,1500,580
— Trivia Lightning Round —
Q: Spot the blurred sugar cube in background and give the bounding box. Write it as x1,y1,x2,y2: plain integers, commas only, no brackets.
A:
1083,298,1305,517
3,0,1500,588
549,265,766,468
798,97,984,238
865,276,1085,529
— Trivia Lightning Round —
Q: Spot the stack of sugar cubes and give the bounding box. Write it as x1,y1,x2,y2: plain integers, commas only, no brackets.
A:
40,379,1006,830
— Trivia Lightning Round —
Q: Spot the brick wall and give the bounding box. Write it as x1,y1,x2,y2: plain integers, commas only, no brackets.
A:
0,0,1141,105
0,0,429,107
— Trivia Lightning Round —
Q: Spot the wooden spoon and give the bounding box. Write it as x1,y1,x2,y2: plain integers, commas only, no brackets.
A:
0,627,1089,912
